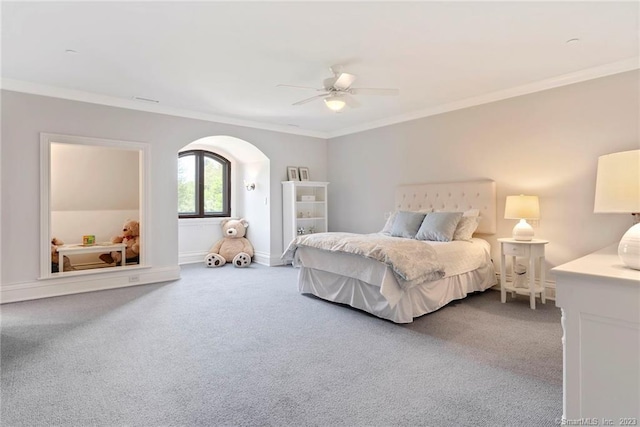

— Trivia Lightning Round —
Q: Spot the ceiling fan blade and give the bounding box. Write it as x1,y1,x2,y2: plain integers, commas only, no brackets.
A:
292,93,329,106
349,88,399,96
333,72,356,90
343,94,360,108
277,84,324,91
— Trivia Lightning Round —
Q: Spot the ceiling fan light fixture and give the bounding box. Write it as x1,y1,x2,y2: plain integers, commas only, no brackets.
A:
324,96,346,112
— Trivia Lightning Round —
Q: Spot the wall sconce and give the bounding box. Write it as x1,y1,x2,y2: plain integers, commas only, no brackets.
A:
244,180,256,191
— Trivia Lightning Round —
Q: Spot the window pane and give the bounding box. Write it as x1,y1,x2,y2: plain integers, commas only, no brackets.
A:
178,155,196,214
203,156,223,213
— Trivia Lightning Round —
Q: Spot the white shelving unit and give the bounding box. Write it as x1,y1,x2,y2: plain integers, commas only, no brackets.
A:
282,181,329,252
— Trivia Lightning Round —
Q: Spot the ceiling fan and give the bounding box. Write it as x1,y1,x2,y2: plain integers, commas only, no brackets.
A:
277,66,399,112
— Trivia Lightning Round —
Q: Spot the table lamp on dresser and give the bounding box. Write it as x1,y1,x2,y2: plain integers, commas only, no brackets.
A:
594,149,640,270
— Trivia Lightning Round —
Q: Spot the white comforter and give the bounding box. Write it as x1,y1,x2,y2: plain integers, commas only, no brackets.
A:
282,232,446,289
292,236,493,307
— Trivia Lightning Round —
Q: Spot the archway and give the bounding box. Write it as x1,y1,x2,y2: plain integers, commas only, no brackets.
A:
177,136,270,265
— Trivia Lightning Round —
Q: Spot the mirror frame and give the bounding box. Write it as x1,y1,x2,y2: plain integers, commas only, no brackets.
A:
40,133,151,278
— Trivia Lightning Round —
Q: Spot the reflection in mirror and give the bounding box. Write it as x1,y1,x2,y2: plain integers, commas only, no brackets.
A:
40,134,149,278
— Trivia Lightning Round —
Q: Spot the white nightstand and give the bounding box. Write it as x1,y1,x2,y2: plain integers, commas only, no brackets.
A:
498,238,549,309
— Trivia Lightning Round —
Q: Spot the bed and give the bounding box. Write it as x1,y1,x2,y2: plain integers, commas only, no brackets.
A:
282,180,498,323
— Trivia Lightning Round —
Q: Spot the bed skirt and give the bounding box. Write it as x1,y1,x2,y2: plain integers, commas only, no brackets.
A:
298,263,497,323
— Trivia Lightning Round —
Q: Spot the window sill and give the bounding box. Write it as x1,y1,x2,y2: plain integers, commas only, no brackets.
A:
178,217,230,226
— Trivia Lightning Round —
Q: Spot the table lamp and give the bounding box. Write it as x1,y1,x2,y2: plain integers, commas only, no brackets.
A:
594,149,640,270
505,195,540,241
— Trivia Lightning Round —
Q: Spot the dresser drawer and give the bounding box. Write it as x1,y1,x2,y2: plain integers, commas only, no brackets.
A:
503,243,530,257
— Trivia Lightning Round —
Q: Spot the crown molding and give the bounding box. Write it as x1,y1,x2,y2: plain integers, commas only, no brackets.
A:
3,57,638,140
326,57,640,138
0,78,327,139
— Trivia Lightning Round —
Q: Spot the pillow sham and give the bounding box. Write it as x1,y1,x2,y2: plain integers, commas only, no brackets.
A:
381,209,433,235
415,212,463,242
436,208,479,217
462,208,480,218
453,216,481,241
381,211,398,235
434,208,481,240
390,211,427,238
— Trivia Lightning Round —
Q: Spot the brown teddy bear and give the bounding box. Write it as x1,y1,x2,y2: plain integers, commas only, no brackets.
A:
51,237,73,272
205,218,254,268
99,219,140,265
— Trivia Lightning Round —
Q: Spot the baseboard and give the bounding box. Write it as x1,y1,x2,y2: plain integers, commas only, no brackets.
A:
180,250,274,266
252,251,273,266
179,251,207,265
1,265,181,304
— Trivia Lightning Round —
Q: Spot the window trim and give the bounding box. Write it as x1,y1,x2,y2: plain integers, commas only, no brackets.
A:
178,149,231,218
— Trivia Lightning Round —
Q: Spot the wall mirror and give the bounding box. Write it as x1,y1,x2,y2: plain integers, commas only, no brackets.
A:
40,133,150,278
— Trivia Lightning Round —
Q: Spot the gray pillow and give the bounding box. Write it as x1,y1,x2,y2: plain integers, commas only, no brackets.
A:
390,211,427,238
415,212,463,242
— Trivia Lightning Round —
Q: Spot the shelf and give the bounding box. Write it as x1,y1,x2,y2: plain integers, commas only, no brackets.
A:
283,180,329,254
503,284,545,295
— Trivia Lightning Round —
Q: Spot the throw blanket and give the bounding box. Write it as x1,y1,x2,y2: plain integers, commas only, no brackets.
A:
282,232,445,290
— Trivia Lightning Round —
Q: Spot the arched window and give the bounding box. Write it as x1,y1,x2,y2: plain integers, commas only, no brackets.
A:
178,150,231,218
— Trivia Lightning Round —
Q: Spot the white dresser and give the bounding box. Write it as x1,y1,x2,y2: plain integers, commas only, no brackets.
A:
552,245,640,422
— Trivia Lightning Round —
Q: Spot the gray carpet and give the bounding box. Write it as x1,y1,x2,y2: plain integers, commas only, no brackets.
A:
1,263,562,426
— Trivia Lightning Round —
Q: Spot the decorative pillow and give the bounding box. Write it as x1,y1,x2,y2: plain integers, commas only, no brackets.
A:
434,208,481,240
415,212,463,242
390,211,427,238
453,216,481,241
382,209,432,235
462,208,480,217
381,211,398,235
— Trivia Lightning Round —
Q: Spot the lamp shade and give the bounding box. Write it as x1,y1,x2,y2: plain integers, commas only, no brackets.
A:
593,149,640,270
505,195,540,241
594,149,640,213
504,195,540,219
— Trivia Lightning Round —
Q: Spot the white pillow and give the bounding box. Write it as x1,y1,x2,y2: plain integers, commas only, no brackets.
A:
435,208,480,240
381,211,398,235
462,208,480,217
453,216,481,241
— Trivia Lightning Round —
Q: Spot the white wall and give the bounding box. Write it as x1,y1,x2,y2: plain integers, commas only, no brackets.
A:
327,70,640,278
178,218,222,264
1,90,327,297
51,143,139,210
240,160,271,262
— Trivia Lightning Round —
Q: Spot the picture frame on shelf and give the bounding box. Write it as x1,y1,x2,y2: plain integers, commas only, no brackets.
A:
298,167,310,181
287,166,299,181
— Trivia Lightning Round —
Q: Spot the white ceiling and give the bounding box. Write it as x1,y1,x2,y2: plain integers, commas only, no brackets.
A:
2,1,638,138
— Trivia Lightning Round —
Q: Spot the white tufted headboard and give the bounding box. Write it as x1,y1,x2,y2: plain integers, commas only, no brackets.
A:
394,179,497,234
